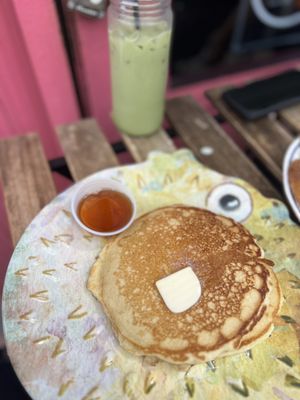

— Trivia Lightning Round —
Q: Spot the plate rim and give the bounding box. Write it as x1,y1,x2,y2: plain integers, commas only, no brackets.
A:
283,137,300,222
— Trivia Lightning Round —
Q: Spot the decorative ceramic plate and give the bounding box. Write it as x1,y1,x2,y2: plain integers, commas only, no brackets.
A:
3,150,300,400
283,137,300,223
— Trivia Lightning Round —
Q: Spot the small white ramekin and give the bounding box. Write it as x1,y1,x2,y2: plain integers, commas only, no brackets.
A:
71,177,136,236
283,137,300,223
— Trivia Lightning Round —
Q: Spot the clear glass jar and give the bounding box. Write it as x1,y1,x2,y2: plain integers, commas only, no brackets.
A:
108,0,173,136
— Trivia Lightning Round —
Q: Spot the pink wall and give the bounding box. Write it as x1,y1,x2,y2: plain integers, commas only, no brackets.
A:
64,12,121,143
0,0,80,159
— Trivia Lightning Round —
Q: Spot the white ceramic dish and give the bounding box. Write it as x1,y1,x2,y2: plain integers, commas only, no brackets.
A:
283,137,300,223
71,177,136,236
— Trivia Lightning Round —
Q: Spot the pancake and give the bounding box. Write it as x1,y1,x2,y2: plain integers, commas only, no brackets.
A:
88,206,281,364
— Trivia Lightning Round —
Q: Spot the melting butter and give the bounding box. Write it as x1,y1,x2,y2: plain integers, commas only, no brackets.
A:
156,267,201,313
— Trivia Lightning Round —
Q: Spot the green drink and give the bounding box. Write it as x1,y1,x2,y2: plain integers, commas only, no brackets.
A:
108,1,173,136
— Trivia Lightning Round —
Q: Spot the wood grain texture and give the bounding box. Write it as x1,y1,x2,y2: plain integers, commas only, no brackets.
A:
0,134,56,246
122,129,176,163
166,96,279,199
57,118,119,181
279,105,300,134
206,87,293,181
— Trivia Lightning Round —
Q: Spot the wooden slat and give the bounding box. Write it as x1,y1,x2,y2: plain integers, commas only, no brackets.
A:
121,129,176,163
279,104,300,134
57,118,119,181
206,87,293,181
166,96,279,199
0,134,56,246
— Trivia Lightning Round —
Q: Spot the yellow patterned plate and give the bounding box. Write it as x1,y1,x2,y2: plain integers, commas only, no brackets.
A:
2,150,300,400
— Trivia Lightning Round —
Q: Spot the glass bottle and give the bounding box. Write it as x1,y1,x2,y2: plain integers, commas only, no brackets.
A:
108,0,173,136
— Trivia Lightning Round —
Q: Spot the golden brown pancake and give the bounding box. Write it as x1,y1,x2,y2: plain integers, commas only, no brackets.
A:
88,206,281,364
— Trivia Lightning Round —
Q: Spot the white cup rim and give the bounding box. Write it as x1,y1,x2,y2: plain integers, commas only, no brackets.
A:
71,177,136,236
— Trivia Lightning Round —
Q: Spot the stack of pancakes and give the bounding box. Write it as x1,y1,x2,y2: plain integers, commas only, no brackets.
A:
88,206,281,364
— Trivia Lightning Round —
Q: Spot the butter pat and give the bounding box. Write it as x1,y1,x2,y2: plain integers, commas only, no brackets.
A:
156,267,201,313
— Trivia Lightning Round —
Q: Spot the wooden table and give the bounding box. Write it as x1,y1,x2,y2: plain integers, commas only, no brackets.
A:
0,89,299,399
1,91,299,249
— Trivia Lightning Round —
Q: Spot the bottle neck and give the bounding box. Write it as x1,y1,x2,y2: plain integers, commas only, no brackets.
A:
109,0,172,25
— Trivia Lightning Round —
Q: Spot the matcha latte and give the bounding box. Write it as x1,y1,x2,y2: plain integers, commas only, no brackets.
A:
109,21,172,136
